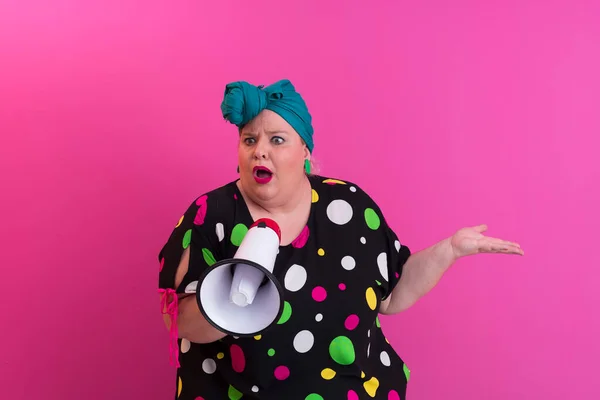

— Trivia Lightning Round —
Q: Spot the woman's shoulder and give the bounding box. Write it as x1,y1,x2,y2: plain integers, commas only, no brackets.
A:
193,179,239,204
309,174,379,206
174,180,240,229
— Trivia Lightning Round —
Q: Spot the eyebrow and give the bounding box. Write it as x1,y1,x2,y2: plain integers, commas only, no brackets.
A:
265,130,288,135
241,130,288,136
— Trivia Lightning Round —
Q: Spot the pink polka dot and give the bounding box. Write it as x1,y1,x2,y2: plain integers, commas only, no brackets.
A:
194,195,208,225
312,286,327,302
388,390,400,400
195,397,205,400
234,193,238,200
291,225,310,248
395,272,400,278
195,194,207,206
344,314,360,330
338,283,346,290
230,344,245,373
347,390,359,400
274,365,290,380
159,257,164,272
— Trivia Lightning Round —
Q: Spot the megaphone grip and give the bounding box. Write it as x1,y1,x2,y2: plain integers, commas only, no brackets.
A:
230,263,266,307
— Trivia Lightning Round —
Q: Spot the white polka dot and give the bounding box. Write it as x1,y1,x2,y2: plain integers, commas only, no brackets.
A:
367,343,371,357
326,199,353,225
202,358,216,374
216,223,224,242
341,256,356,271
380,351,391,366
360,237,366,244
377,252,388,281
315,313,323,322
284,264,307,292
181,338,191,353
367,329,371,338
350,186,357,192
395,240,401,252
252,386,259,393
293,330,315,353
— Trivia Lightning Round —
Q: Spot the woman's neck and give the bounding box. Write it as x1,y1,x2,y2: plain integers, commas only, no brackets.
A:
238,176,311,218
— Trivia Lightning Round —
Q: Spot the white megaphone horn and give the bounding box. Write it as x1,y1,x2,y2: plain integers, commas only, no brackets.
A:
193,218,285,336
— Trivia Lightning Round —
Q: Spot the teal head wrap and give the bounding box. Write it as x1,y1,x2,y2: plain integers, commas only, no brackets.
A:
220,79,314,153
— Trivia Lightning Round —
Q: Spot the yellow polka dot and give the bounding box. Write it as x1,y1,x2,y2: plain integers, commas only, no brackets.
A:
175,215,184,228
385,337,389,344
177,376,182,397
365,287,377,310
217,352,224,359
363,376,379,397
321,368,336,380
311,189,319,203
323,178,347,185
318,248,325,256
361,371,365,378
254,335,262,340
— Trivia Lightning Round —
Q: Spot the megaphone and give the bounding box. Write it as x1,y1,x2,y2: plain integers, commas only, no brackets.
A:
193,218,285,337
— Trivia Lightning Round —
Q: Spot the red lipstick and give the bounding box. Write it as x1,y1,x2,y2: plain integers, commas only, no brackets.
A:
253,166,273,184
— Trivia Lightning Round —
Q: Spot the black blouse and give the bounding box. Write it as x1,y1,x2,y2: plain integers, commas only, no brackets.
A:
158,175,412,400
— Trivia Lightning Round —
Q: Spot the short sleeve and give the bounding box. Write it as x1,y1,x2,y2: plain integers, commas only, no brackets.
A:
156,194,224,368
158,194,220,293
379,217,411,301
352,184,412,301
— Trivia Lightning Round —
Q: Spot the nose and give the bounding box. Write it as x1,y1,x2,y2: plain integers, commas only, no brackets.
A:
253,139,269,160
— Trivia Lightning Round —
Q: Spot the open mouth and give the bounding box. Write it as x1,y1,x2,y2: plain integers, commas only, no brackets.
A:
253,166,273,183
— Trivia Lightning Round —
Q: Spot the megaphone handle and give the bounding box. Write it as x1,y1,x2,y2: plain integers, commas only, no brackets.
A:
230,264,270,287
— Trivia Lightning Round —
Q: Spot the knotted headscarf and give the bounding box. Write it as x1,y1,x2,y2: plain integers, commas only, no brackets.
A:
220,79,314,153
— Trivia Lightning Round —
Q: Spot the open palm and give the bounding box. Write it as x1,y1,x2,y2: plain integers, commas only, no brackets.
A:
450,224,524,259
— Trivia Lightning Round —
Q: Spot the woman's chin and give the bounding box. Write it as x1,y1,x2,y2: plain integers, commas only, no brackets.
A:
253,185,278,200
241,178,278,199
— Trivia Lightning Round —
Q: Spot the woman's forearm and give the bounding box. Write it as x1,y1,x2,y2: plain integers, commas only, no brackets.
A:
173,295,228,343
381,237,457,314
160,246,227,344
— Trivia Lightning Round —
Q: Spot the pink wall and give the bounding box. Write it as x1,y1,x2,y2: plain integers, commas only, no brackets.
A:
1,1,598,399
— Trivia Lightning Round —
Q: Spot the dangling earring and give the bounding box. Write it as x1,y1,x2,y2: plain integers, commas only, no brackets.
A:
304,159,311,175
237,166,240,174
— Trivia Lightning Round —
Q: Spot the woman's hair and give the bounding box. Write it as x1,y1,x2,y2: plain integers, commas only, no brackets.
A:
307,156,321,176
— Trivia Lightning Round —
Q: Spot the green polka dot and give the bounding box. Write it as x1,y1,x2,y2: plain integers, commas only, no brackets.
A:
364,208,381,230
182,229,192,249
231,223,248,246
228,385,243,400
202,248,216,266
375,279,381,286
376,316,381,328
403,363,411,381
329,336,355,365
305,394,324,400
277,301,292,324
267,348,275,356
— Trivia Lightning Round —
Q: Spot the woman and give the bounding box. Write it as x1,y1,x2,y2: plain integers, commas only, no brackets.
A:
157,79,523,400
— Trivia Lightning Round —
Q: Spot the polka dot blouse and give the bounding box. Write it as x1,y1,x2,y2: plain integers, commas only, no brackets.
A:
158,175,412,399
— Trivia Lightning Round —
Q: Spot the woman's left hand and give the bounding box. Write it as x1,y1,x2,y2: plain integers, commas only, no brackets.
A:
450,224,524,259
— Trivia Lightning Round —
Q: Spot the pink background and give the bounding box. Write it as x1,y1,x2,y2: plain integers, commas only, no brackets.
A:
1,1,599,399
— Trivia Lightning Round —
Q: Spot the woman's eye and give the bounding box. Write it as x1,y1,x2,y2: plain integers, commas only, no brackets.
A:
244,138,255,145
272,136,284,144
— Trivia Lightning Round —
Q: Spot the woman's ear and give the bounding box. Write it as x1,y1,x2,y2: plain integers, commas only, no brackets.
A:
303,145,311,160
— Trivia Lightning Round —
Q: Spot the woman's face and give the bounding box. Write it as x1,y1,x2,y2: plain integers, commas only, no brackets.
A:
238,109,310,205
